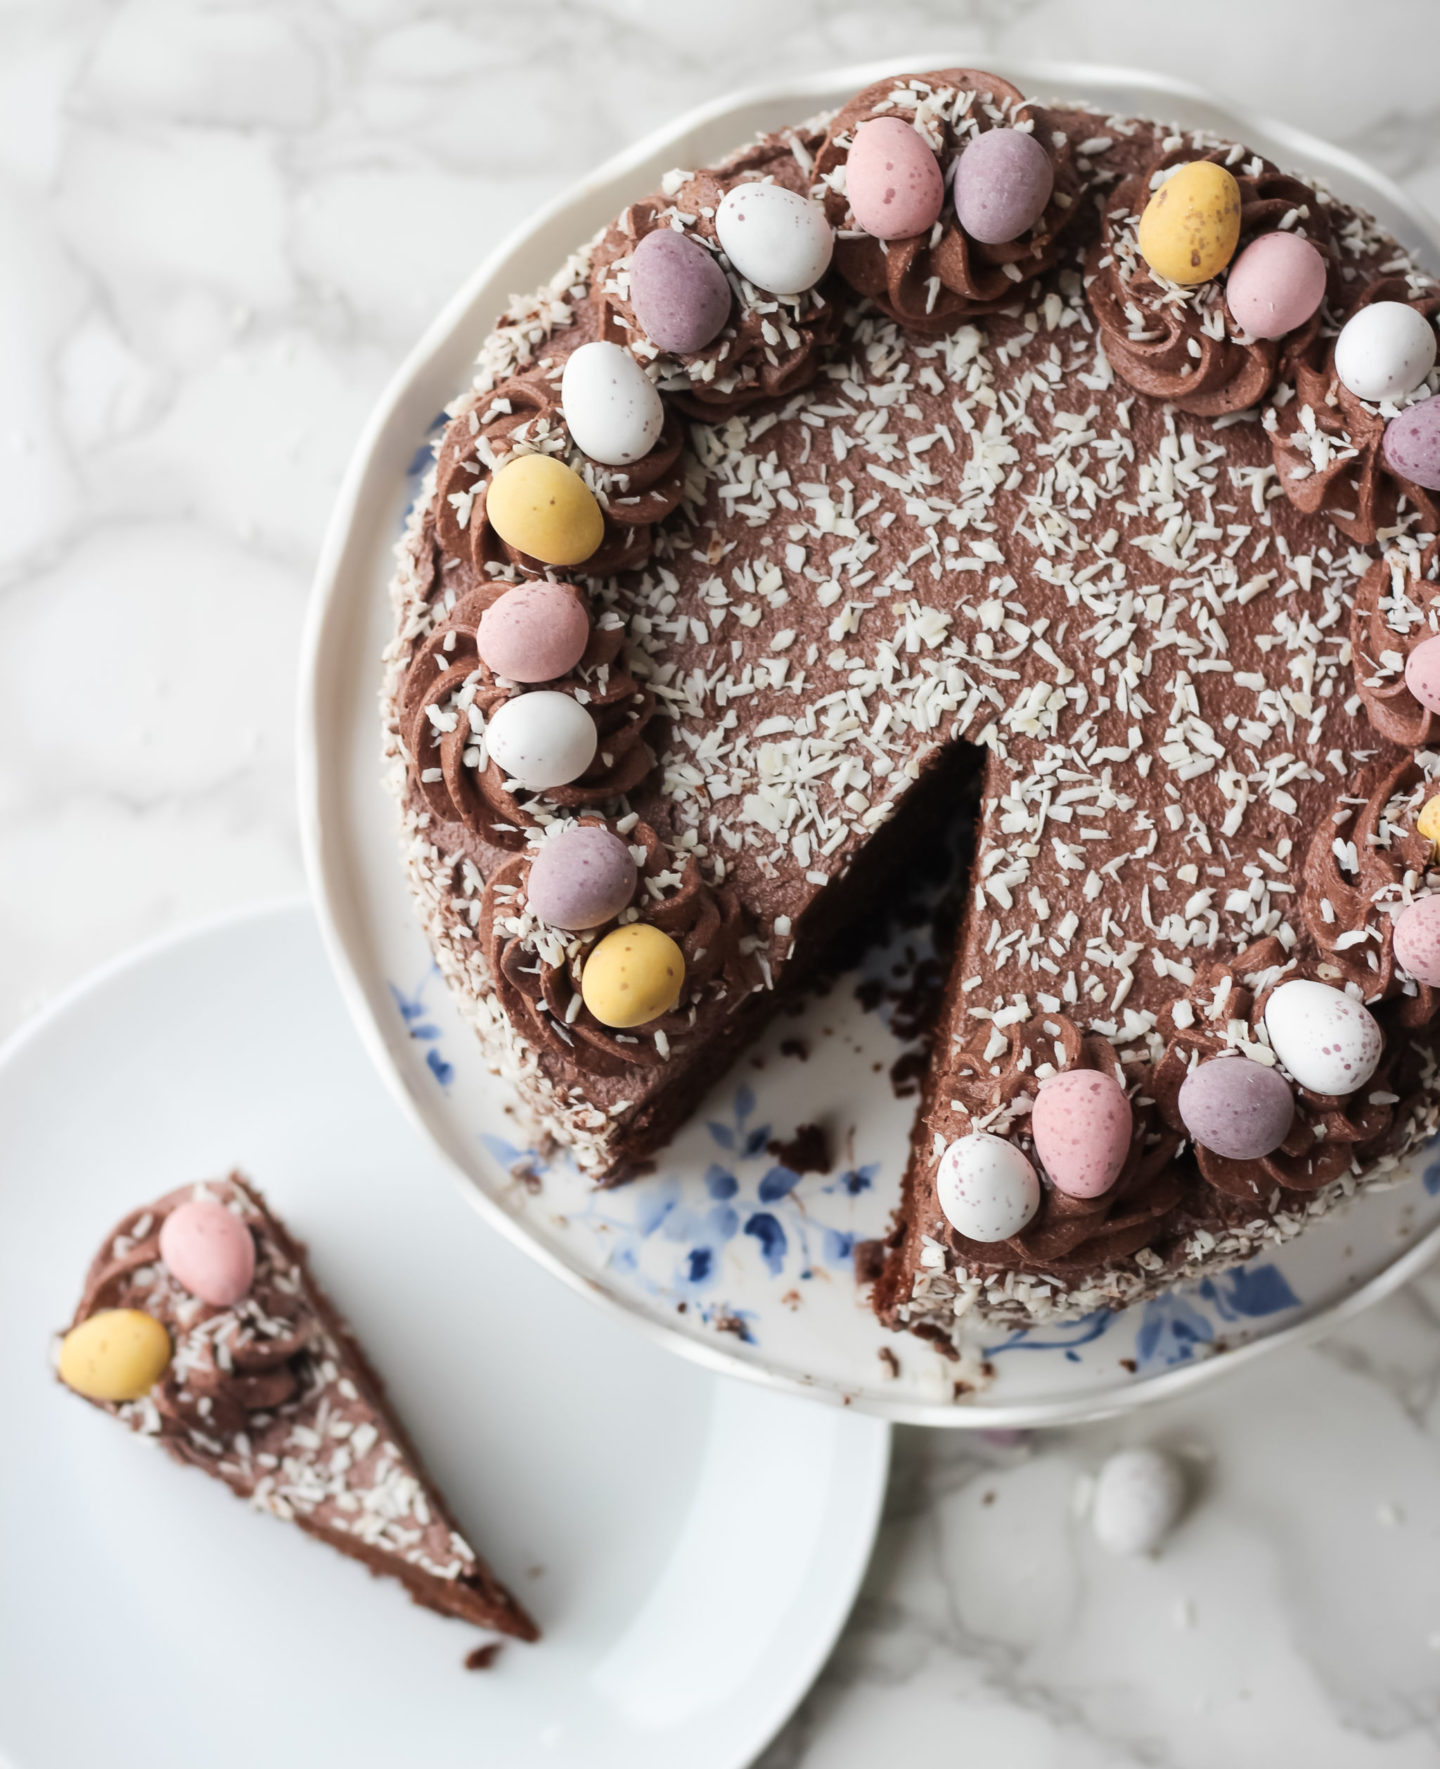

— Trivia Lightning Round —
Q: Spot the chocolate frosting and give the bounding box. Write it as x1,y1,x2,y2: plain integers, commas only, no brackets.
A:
478,817,760,1073
434,373,689,580
1298,754,1440,1022
1265,274,1440,545
398,584,656,850
1086,146,1340,417
593,133,841,420
812,69,1083,336
1352,540,1440,745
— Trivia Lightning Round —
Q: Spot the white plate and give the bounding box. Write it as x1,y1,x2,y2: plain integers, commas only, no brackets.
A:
0,903,888,1769
299,58,1440,1427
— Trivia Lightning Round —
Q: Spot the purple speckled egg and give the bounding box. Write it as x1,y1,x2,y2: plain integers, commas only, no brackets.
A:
1394,896,1440,987
1178,1056,1294,1161
1384,394,1440,492
953,127,1054,246
159,1199,255,1307
629,228,732,355
527,824,638,931
846,117,944,241
1225,232,1327,341
476,583,590,685
1405,633,1440,714
1031,1068,1131,1199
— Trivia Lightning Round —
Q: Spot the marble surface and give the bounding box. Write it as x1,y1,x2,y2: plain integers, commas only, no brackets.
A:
5,1,1440,1763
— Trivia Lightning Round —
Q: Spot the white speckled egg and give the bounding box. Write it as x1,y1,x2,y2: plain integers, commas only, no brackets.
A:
560,341,665,467
714,183,834,296
1334,301,1437,403
485,691,597,792
935,1132,1040,1243
1263,978,1382,1097
1092,1447,1187,1556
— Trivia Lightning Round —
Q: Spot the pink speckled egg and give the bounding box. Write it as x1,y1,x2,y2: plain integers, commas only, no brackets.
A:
1404,633,1440,715
476,583,590,685
846,117,944,241
1225,231,1327,341
1178,1055,1294,1161
1031,1068,1131,1199
159,1198,255,1307
953,127,1054,246
629,228,732,355
1394,896,1440,986
1383,395,1440,492
936,1133,1040,1242
527,825,638,931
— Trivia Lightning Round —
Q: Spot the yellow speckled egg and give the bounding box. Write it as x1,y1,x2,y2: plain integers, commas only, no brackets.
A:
58,1309,171,1402
1137,162,1242,286
581,924,685,1029
1418,794,1440,850
485,453,604,567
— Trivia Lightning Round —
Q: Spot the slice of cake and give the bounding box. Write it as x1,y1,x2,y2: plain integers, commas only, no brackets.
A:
56,1174,537,1641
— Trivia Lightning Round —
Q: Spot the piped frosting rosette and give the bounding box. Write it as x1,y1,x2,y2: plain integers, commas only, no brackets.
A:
1086,146,1339,417
398,584,656,849
74,1181,314,1441
942,1016,1183,1274
434,370,689,578
1150,938,1399,1198
810,69,1081,337
1299,755,1440,1021
477,817,760,1073
592,135,841,421
1352,540,1440,745
1264,273,1440,545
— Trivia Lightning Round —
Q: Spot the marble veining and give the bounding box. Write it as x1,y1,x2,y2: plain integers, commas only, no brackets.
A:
4,3,1440,1763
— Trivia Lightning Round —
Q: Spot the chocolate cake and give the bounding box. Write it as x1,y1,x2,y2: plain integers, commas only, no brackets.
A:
57,1175,537,1640
381,68,1440,1338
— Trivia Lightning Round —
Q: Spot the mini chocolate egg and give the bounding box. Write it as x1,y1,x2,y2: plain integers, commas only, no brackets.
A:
485,690,597,791
477,583,590,684
935,1132,1041,1243
1137,161,1242,286
953,127,1054,246
1263,978,1382,1096
1417,793,1440,850
159,1198,255,1307
581,923,685,1028
528,824,638,930
58,1309,171,1402
714,182,834,296
1404,634,1440,715
1092,1447,1187,1557
1178,1055,1294,1161
1394,896,1440,986
1383,394,1440,491
846,116,945,241
560,340,665,467
629,228,732,354
1225,231,1327,340
1334,301,1438,403
1031,1068,1131,1199
485,453,604,567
